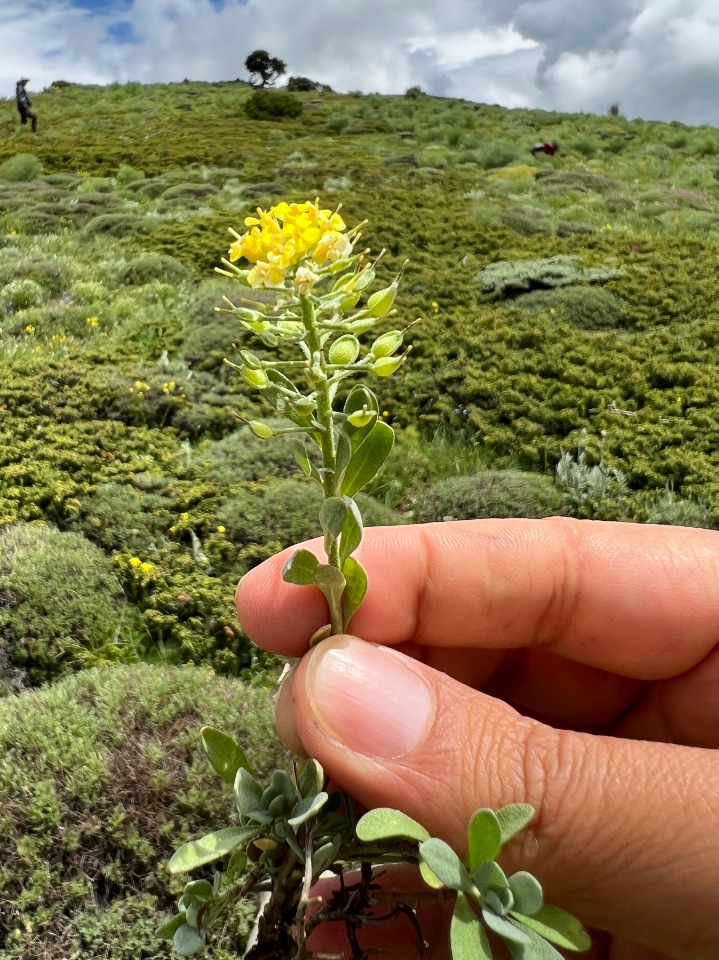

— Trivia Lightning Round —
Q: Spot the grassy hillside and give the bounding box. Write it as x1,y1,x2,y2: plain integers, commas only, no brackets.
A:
2,78,719,955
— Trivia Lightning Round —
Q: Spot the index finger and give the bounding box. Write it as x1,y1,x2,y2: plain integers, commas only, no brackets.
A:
236,518,719,679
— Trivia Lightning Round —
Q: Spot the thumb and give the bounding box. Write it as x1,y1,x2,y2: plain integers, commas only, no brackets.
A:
278,635,719,960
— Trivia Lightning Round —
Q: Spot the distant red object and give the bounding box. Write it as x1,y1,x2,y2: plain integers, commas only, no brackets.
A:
530,140,559,156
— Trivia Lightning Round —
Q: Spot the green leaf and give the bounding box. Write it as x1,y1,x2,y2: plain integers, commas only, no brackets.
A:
339,497,363,567
182,880,213,900
356,807,430,844
510,904,591,952
320,497,349,539
157,914,185,940
200,727,253,784
312,833,343,880
341,556,368,630
473,859,509,894
419,838,474,894
313,563,346,614
341,421,395,497
297,758,324,798
508,872,543,917
288,439,313,476
451,892,493,960
272,769,297,802
344,384,379,417
505,921,567,960
468,809,503,869
496,803,535,844
173,922,205,956
288,791,329,828
282,548,320,586
335,430,353,477
419,860,444,889
482,907,531,946
169,826,256,874
234,767,263,817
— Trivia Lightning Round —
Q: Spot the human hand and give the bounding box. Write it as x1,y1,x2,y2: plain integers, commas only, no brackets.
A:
236,518,719,960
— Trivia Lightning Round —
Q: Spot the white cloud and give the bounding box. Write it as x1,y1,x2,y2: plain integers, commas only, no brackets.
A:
2,0,719,127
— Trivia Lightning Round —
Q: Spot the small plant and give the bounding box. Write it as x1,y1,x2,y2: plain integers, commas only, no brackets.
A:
476,254,624,297
556,437,628,518
159,200,590,958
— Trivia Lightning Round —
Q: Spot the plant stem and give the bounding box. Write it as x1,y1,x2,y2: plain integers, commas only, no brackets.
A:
300,295,343,633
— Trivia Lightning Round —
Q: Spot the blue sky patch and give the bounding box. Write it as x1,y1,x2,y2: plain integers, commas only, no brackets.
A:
104,20,139,45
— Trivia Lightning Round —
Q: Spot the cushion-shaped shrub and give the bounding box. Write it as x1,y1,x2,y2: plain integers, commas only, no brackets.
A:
0,153,43,182
244,90,302,121
0,277,46,312
0,524,141,686
197,425,309,484
81,213,151,237
217,479,402,557
0,663,286,957
74,483,170,553
411,470,564,522
161,182,219,200
117,253,189,286
514,285,629,330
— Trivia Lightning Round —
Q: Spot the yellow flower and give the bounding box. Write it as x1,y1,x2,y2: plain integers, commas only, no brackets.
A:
248,259,287,289
431,301,439,312
180,512,189,521
129,557,142,568
312,230,353,267
134,380,150,391
86,316,99,327
549,308,556,315
217,525,226,534
162,380,176,394
139,561,154,574
24,324,35,334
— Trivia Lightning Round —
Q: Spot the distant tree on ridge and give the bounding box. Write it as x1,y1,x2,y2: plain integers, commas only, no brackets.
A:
245,50,287,88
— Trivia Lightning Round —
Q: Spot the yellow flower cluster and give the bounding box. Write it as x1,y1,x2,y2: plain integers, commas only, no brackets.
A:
228,200,352,289
129,557,154,574
25,324,35,335
86,316,99,328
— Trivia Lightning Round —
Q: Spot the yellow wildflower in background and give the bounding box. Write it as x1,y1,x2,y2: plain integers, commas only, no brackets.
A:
86,316,99,328
129,557,141,568
140,562,154,574
25,324,35,334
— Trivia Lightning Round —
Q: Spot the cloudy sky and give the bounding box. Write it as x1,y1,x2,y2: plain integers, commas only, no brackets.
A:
3,0,719,126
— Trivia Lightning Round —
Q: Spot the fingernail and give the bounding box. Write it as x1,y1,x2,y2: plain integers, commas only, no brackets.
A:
305,636,434,760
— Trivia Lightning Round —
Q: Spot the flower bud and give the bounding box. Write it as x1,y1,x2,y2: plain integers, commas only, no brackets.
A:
346,407,377,428
248,421,274,439
371,330,403,358
328,335,360,365
241,366,269,389
366,279,398,317
371,354,405,377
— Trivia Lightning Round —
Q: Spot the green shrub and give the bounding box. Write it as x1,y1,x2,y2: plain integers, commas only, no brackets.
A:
0,524,142,687
0,257,71,297
116,163,145,186
118,253,189,286
244,90,302,121
81,213,151,237
515,285,629,330
0,664,287,957
644,488,714,528
476,254,624,297
0,153,43,182
161,182,219,200
411,470,564,522
76,176,114,194
476,142,524,169
0,277,46,312
567,135,599,158
197,426,308,484
217,479,402,569
326,114,351,134
74,483,170,554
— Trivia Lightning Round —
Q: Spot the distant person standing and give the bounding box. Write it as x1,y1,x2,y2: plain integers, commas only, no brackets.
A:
16,78,37,133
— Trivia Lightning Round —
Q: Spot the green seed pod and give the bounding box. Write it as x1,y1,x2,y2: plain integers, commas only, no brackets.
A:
372,354,405,377
276,320,305,340
242,366,269,389
328,335,360,365
240,350,263,369
366,279,398,317
248,421,274,439
346,407,377,428
339,289,362,312
371,329,403,358
292,396,317,416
